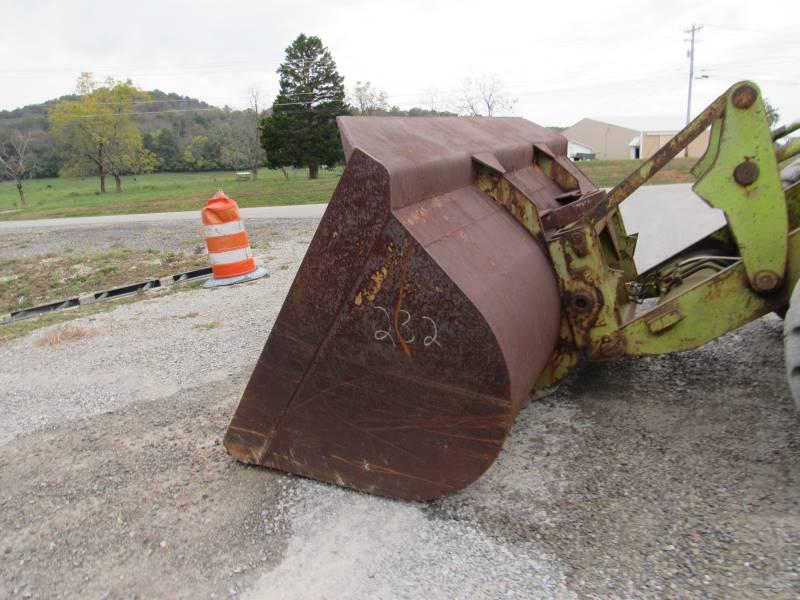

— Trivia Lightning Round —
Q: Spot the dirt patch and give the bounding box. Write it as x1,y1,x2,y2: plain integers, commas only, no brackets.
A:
0,247,208,315
0,220,312,261
2,313,796,599
36,324,98,346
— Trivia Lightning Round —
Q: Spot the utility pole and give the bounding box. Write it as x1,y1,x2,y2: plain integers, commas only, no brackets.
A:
684,23,703,156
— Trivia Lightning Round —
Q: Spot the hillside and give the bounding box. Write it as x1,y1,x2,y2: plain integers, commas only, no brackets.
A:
0,91,248,177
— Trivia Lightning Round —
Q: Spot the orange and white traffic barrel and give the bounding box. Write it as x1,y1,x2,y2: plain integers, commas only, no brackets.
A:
201,190,268,288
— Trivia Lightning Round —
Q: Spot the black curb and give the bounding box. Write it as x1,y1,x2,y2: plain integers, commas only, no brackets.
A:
1,267,213,325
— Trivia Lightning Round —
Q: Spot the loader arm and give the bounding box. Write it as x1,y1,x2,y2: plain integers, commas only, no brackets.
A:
532,81,800,387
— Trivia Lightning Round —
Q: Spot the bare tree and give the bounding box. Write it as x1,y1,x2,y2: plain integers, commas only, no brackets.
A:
459,75,516,117
248,87,266,180
351,81,389,116
220,88,267,179
0,131,36,207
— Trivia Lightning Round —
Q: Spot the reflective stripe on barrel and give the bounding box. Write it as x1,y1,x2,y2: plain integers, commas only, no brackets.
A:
206,231,249,253
202,191,257,279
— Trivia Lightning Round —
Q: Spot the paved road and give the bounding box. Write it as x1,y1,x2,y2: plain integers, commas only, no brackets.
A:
0,203,329,230
618,183,725,272
0,184,725,273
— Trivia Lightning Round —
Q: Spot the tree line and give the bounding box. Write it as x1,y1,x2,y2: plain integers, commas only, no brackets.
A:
0,33,515,204
2,32,787,206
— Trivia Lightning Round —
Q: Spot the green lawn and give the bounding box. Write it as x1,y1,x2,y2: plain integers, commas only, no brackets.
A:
0,159,697,222
0,168,342,221
576,157,696,188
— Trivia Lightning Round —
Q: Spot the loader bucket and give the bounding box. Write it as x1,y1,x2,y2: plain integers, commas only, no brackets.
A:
224,117,591,500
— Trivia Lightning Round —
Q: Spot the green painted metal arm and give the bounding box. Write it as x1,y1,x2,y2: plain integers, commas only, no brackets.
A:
620,228,799,355
692,82,787,293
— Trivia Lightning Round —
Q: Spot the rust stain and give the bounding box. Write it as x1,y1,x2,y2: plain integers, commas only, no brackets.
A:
394,244,414,359
354,266,389,306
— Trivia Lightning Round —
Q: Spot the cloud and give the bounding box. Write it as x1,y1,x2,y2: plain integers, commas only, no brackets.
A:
0,0,797,125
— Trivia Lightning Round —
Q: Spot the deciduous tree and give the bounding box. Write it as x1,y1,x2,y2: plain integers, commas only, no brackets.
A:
351,81,388,116
246,88,266,179
261,34,349,179
50,74,152,192
221,88,266,176
0,130,36,207
459,75,516,117
143,128,182,171
764,97,780,127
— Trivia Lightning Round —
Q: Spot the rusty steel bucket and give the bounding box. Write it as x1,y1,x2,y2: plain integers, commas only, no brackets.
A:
224,117,591,500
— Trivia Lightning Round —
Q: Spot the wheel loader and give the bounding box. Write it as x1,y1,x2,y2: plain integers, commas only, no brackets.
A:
223,81,800,500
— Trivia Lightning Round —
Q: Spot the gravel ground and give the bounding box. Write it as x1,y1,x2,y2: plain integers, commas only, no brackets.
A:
1,218,799,599
0,219,314,259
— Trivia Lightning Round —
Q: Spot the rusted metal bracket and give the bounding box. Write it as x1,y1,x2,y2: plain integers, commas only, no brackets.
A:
473,156,545,241
547,224,631,359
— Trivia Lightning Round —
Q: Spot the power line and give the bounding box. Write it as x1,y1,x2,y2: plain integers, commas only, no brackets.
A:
704,23,797,41
11,48,798,117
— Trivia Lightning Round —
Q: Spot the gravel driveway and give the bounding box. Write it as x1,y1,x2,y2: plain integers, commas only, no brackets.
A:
1,218,798,599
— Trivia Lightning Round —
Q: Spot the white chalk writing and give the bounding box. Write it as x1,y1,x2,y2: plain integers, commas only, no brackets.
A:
372,307,440,349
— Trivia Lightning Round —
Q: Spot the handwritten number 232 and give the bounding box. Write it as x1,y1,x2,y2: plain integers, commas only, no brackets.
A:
373,307,441,348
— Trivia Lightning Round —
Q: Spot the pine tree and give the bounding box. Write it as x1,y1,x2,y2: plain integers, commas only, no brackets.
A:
261,34,349,179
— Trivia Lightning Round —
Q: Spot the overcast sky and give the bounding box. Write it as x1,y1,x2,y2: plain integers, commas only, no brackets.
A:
1,0,797,126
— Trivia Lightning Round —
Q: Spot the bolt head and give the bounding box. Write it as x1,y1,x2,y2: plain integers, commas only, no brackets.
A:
599,334,626,358
568,231,588,257
732,84,757,109
569,231,584,245
753,270,780,292
568,291,594,313
733,161,759,186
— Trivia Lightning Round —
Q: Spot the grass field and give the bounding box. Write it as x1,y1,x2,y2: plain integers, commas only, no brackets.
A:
0,168,342,221
576,157,696,188
0,159,697,222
